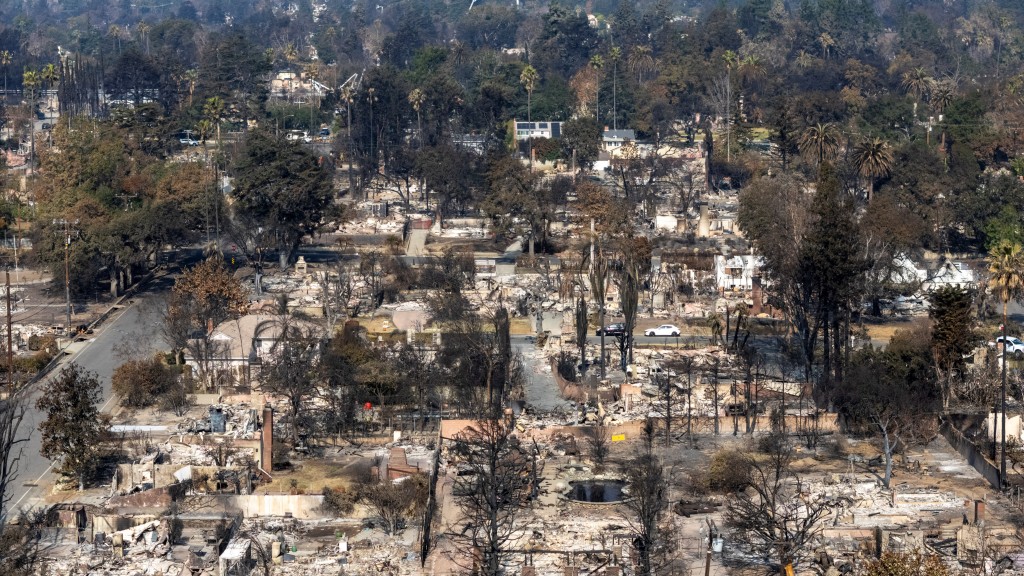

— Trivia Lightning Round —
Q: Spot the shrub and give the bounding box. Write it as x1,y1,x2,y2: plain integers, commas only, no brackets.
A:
15,350,54,373
321,486,356,515
706,449,752,493
112,357,176,408
355,474,429,534
28,334,56,352
757,431,788,455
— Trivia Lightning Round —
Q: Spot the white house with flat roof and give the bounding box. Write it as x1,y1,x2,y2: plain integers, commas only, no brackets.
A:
513,120,562,141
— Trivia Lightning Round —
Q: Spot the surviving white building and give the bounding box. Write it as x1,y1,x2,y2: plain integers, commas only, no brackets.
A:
714,254,764,292
891,254,976,292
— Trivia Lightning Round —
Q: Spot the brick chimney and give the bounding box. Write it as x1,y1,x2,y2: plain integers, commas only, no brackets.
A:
261,404,274,472
751,276,763,315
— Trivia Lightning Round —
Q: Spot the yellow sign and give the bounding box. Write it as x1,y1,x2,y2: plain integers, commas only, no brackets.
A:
611,434,626,442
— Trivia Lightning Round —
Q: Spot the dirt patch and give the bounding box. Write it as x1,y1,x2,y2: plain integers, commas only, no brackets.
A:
862,318,927,343
510,317,533,335
263,457,370,494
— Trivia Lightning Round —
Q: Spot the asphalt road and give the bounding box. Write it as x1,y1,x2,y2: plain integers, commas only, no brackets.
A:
6,276,171,518
1009,300,1024,325
585,333,711,347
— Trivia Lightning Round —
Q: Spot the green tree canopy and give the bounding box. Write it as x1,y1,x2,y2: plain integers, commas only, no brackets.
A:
230,130,334,268
37,364,108,491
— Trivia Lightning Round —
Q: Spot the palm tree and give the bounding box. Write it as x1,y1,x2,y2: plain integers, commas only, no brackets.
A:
196,119,213,145
795,50,814,69
449,40,467,69
367,86,378,168
341,86,355,194
738,54,765,88
283,43,299,65
203,96,224,145
853,137,894,202
901,67,932,103
136,22,151,55
519,64,538,122
408,87,425,147
303,62,320,123
928,79,955,148
520,65,539,170
988,240,1024,488
590,54,604,125
22,68,40,163
818,32,836,59
408,87,427,203
628,46,655,84
108,25,125,53
722,49,739,72
0,51,11,96
40,63,58,124
609,46,621,130
797,122,840,166
930,80,954,114
183,68,198,107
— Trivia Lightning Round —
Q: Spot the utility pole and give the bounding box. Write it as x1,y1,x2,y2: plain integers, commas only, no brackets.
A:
5,269,12,392
1002,322,1008,488
704,518,714,576
53,219,78,337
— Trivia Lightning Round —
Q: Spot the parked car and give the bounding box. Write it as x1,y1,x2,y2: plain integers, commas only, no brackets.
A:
179,138,199,146
596,323,627,337
319,127,331,138
645,324,681,337
286,130,312,143
993,336,1024,359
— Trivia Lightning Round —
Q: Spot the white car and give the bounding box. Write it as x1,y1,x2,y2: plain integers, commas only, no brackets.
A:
179,138,199,146
994,336,1024,359
286,130,312,143
645,324,681,337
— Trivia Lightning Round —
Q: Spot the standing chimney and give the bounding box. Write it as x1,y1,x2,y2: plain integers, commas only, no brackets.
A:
751,276,763,316
697,204,710,238
974,499,985,525
261,404,274,472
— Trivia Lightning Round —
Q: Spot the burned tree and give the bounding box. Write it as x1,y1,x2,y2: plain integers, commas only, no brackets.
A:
837,329,939,488
357,474,429,535
615,236,651,371
0,391,27,528
0,509,47,573
584,421,610,467
589,239,610,378
316,259,356,333
622,421,669,576
162,257,248,388
575,294,588,376
429,291,520,415
448,418,536,576
725,440,835,572
260,320,325,445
